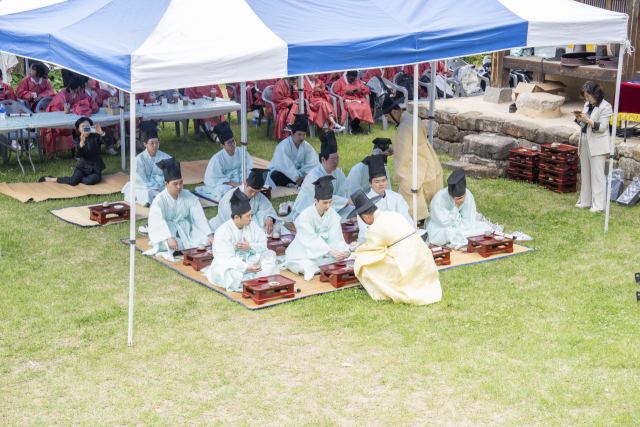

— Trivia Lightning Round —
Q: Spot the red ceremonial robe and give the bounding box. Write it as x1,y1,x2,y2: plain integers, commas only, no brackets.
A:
41,90,82,153
271,79,299,139
402,61,446,77
254,79,279,118
16,77,55,111
319,72,342,87
303,76,336,129
362,67,400,83
0,82,16,102
332,74,373,125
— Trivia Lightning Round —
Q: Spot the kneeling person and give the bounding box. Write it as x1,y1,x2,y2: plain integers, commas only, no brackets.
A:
352,190,442,306
145,158,213,261
204,189,278,292
345,138,392,196
284,176,350,281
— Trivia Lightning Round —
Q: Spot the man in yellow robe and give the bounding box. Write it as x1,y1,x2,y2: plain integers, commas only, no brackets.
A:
351,189,442,306
375,94,443,220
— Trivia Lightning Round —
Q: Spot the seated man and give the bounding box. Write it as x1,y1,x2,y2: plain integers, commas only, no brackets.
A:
355,154,412,243
303,74,344,132
266,114,319,188
271,77,299,139
284,131,354,223
425,169,493,250
145,157,213,262
209,168,284,237
204,189,279,292
195,121,254,201
332,70,374,135
284,176,350,281
346,138,392,196
352,190,442,306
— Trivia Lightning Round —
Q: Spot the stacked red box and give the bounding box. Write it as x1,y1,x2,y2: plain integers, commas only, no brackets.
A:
508,147,540,183
538,143,579,193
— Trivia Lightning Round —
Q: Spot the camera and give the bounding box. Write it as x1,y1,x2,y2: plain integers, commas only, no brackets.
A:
82,126,97,134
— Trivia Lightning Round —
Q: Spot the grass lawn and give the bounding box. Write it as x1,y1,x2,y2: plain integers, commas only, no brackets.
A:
1,110,639,426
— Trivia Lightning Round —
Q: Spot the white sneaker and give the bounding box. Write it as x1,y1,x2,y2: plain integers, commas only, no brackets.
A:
106,148,118,155
138,224,149,234
278,202,289,216
589,207,603,213
333,123,345,132
575,202,590,209
252,110,261,118
283,123,292,133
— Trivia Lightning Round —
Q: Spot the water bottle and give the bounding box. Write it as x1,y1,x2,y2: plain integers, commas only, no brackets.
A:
252,117,257,128
0,105,5,121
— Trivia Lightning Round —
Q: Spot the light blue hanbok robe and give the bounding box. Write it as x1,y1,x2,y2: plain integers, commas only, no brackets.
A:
266,136,319,188
345,162,391,197
284,205,350,281
203,219,279,292
145,189,212,262
284,164,354,223
121,149,172,206
195,147,254,201
356,188,412,243
208,184,284,235
424,188,492,249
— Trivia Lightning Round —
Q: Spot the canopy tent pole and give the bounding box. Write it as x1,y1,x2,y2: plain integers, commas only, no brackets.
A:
298,76,305,114
127,95,137,347
119,89,125,170
605,40,629,232
241,82,247,183
412,64,419,228
428,61,436,145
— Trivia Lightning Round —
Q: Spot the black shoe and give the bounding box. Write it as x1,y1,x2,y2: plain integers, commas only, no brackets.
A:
509,103,517,113
38,176,53,183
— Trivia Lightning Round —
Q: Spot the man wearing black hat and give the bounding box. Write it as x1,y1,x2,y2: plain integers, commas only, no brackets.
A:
332,71,374,135
209,168,284,236
345,138,393,196
374,92,443,221
195,121,254,201
284,130,354,222
424,169,492,250
204,188,279,292
284,176,351,281
145,157,213,262
351,190,442,306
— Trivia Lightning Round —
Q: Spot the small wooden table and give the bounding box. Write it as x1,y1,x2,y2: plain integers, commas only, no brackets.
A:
182,246,214,271
88,202,130,225
266,234,295,256
318,259,359,288
465,234,514,258
242,275,296,305
429,245,452,265
260,187,272,200
341,221,359,244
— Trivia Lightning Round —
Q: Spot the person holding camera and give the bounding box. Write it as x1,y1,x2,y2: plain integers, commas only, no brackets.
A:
39,117,112,186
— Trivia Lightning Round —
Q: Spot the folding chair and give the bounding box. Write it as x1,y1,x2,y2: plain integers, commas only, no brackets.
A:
329,82,371,136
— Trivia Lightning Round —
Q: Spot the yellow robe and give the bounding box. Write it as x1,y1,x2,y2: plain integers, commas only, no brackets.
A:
354,211,442,305
393,111,444,219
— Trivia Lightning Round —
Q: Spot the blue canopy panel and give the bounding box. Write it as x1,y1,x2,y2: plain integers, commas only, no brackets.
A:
246,0,528,75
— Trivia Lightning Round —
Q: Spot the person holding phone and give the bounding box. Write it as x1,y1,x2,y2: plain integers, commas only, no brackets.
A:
39,117,112,185
573,81,613,212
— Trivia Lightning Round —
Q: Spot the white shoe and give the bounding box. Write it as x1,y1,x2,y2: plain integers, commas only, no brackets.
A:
278,202,289,216
252,110,261,118
512,231,533,241
138,224,149,234
589,207,603,213
333,123,345,132
575,202,591,209
106,148,118,155
283,123,292,133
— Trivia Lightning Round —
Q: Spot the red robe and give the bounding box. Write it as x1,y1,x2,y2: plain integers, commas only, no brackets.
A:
41,90,83,153
319,72,342,87
332,75,373,125
303,76,336,129
91,80,119,107
16,77,55,111
135,92,152,103
362,67,400,83
254,79,279,118
184,85,226,135
271,79,299,139
225,82,254,111
0,82,16,102
402,61,446,77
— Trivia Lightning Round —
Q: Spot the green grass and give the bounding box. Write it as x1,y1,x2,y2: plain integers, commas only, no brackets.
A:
1,113,640,426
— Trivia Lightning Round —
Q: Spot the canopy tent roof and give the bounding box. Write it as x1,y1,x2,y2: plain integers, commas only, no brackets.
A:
0,0,628,93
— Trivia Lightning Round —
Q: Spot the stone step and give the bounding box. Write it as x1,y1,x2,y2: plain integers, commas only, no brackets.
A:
441,161,500,179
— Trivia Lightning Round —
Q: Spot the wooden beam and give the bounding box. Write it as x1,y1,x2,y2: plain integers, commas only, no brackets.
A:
503,56,618,81
490,51,510,88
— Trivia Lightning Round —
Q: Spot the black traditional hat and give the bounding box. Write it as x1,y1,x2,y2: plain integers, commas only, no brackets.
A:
246,168,269,190
212,121,234,144
291,113,309,134
372,137,392,152
230,188,252,219
138,120,159,142
346,70,358,78
350,189,383,217
157,157,182,183
312,176,335,201
362,155,387,181
447,169,466,198
373,92,405,119
319,130,338,160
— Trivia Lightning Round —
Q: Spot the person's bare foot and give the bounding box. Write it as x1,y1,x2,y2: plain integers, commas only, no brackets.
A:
44,177,57,182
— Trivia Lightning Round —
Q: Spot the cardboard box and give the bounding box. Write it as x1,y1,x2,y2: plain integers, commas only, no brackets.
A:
513,82,566,100
104,107,120,115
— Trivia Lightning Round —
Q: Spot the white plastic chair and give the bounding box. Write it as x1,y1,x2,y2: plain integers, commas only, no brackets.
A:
329,81,371,136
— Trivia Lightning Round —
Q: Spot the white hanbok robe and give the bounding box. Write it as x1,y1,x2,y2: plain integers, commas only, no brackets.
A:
345,162,391,197
284,164,354,223
356,188,412,243
424,188,492,248
203,219,279,292
145,189,212,262
266,136,319,188
195,148,254,201
208,184,284,235
121,149,172,206
284,205,349,281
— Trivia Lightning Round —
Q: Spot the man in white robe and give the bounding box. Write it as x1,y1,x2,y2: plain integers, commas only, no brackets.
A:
425,169,492,250
203,189,278,292
195,121,254,201
209,168,284,236
145,158,213,262
284,131,354,222
285,176,350,281
266,113,319,188
346,138,392,196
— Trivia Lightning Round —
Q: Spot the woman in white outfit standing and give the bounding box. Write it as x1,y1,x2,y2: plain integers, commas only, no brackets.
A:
573,81,613,213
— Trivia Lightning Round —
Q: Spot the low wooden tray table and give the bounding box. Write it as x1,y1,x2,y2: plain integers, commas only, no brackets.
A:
88,202,130,225
267,234,295,256
318,259,359,288
260,187,272,200
509,162,540,174
539,178,577,193
465,234,514,258
182,245,214,271
242,274,296,305
539,159,579,173
341,221,359,244
538,169,577,184
509,147,541,164
429,245,452,265
540,143,578,159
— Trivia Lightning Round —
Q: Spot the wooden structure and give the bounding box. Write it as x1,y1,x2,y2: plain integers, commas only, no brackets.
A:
491,0,640,85
429,245,452,266
88,202,130,225
509,147,541,183
466,234,515,258
341,221,359,244
266,234,295,256
182,246,214,271
318,260,359,288
242,275,296,305
260,187,271,200
538,143,579,193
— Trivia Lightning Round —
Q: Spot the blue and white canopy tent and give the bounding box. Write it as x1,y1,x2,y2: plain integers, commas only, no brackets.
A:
0,0,629,343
